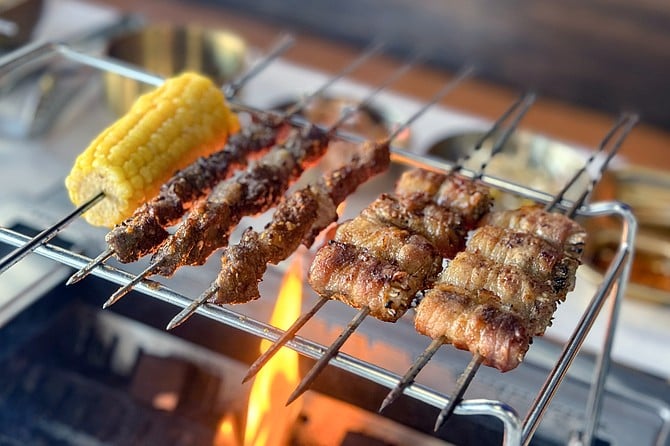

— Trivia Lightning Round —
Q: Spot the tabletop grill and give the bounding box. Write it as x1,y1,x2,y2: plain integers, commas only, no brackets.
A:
0,27,667,446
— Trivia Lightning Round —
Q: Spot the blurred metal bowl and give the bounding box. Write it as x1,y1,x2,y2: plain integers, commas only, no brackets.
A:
581,165,670,305
104,24,247,115
427,130,588,209
581,227,670,305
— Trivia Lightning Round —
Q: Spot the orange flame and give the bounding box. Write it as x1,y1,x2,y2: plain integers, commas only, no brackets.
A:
213,414,240,446
244,256,304,446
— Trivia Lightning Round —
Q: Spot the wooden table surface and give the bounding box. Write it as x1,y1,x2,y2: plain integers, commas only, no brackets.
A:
90,0,670,172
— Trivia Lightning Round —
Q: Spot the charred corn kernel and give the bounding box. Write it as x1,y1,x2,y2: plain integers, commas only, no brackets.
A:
65,72,239,227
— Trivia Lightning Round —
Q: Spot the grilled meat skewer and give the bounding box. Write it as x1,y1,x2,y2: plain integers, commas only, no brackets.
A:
415,283,530,372
483,204,587,259
467,225,579,294
309,170,491,323
106,118,287,263
211,139,391,305
395,168,492,228
438,251,560,336
151,124,330,277
363,193,466,258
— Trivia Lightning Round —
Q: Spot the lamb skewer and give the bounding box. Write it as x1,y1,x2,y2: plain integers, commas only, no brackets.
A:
104,54,430,308
66,41,384,285
167,134,392,330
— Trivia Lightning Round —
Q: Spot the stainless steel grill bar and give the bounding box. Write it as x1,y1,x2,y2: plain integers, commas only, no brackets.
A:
521,201,636,444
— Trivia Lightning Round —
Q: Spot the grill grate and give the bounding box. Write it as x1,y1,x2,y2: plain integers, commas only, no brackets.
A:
0,37,642,446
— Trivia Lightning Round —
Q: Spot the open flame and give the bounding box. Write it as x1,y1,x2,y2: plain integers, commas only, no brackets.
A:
214,414,240,446
244,255,305,446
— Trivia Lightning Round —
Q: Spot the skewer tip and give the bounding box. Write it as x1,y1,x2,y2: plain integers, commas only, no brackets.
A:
67,248,115,286
102,286,131,308
378,390,401,413
285,384,307,407
166,285,218,330
66,271,85,286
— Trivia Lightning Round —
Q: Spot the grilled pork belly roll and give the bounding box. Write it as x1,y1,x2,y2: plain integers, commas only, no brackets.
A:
483,205,587,259
467,225,579,294
308,240,419,322
414,284,531,372
394,169,493,229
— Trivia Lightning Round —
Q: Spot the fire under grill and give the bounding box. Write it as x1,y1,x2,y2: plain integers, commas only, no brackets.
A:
0,32,668,446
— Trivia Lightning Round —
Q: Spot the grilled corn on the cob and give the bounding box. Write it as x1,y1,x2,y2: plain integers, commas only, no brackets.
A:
65,72,239,227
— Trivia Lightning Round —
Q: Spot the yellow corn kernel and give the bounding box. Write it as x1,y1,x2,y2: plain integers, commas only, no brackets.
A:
65,72,239,227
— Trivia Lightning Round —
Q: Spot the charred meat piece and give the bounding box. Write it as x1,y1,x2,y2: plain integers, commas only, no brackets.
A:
105,118,286,263
214,187,321,304
211,140,391,305
467,225,579,294
150,125,331,277
395,169,493,228
364,193,466,258
440,251,559,336
308,240,419,322
414,284,531,372
335,213,442,291
483,205,587,259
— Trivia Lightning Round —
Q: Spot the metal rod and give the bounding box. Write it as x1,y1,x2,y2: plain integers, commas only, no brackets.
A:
379,336,445,412
0,192,104,275
434,354,483,431
473,92,536,179
326,52,426,132
102,263,156,308
546,113,635,213
450,92,528,172
581,224,635,444
224,33,295,98
242,296,329,383
286,306,371,406
567,114,639,217
521,210,634,444
283,41,386,117
66,247,114,286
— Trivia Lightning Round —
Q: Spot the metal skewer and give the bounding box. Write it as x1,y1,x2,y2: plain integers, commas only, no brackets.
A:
104,45,413,310
164,55,470,332
431,112,638,433
0,192,104,275
378,91,537,412
64,34,298,287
